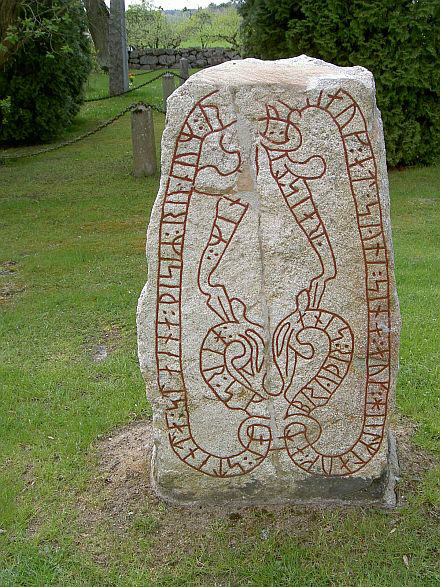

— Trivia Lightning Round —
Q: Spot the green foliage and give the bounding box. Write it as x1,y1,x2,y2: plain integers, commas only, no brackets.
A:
240,0,440,167
177,6,242,49
180,9,214,49
203,6,242,49
126,3,242,50
126,1,181,49
0,0,91,145
239,0,304,59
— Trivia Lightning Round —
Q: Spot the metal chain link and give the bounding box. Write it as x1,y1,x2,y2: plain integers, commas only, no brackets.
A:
167,70,187,82
0,101,165,162
132,68,187,80
85,70,186,103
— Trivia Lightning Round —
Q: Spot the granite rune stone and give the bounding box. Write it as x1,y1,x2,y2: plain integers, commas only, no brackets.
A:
137,56,401,507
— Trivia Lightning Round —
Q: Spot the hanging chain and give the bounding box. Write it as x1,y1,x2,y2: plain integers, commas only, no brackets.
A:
84,70,186,102
1,69,186,161
132,68,187,80
0,101,165,162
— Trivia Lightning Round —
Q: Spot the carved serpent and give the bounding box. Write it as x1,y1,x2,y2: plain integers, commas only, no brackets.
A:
155,87,391,478
260,92,391,475
156,92,272,477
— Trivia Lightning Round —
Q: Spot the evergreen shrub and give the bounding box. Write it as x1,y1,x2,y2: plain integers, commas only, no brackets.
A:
240,0,440,167
0,0,91,145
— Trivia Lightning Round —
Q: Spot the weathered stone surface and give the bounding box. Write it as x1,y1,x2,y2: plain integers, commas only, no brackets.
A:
140,55,158,66
179,58,190,85
109,0,128,97
128,47,241,71
158,54,176,66
137,56,401,507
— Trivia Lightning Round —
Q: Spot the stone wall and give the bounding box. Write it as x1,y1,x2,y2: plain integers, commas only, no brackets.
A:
128,47,241,70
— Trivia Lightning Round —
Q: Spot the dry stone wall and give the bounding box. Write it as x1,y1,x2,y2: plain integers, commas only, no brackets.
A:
128,47,241,70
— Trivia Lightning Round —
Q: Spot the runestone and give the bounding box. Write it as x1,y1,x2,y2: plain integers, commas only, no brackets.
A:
137,56,401,507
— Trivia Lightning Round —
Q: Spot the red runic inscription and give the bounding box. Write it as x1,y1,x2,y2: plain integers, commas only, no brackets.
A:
154,88,391,478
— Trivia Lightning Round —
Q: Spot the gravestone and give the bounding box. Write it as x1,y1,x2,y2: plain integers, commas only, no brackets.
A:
162,73,176,112
179,57,190,85
109,0,129,97
131,105,156,177
137,56,401,507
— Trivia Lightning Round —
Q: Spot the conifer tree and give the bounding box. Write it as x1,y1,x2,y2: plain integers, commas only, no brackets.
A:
240,0,440,167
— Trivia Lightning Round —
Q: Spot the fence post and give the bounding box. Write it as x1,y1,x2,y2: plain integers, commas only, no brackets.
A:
131,105,157,177
162,73,176,113
109,0,129,97
179,58,189,85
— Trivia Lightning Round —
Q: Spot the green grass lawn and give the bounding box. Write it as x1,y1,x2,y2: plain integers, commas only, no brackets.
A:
0,72,439,585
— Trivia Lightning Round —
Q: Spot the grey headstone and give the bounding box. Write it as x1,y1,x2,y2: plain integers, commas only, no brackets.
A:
179,58,189,86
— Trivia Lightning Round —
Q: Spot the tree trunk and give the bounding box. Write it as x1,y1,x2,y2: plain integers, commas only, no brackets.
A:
83,0,109,70
0,0,22,69
0,0,20,36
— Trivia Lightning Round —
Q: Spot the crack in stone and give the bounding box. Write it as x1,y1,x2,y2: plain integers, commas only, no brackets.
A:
231,91,285,476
